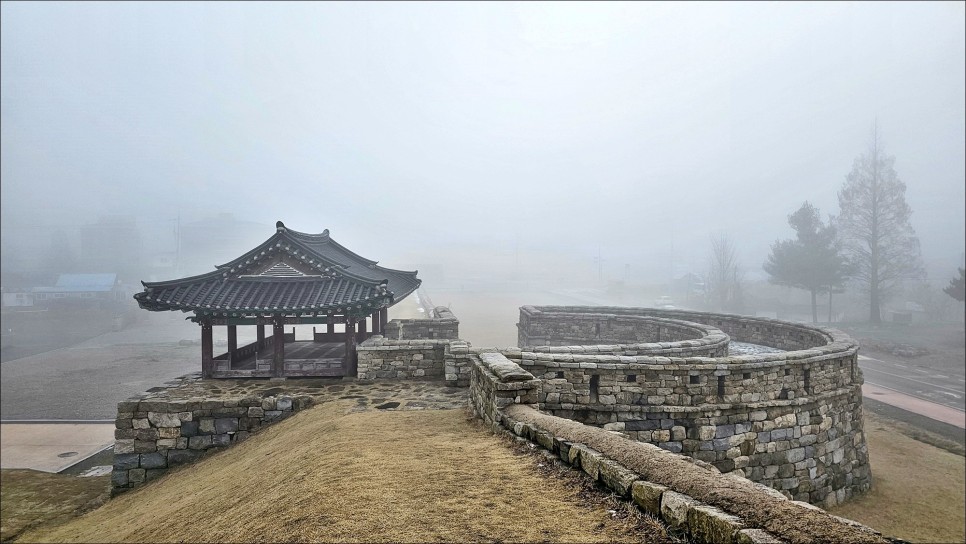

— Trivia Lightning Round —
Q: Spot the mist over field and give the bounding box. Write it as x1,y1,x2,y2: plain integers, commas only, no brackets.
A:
2,8,965,541
1,2,963,327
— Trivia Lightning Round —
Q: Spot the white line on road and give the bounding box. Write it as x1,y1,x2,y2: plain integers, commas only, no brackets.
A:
861,366,966,394
864,380,966,413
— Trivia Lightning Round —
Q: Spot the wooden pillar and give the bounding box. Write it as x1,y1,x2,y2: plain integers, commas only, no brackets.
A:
380,307,388,334
344,316,357,376
327,315,335,341
272,317,285,377
370,310,381,335
257,320,265,348
227,325,237,364
357,317,367,342
201,320,213,379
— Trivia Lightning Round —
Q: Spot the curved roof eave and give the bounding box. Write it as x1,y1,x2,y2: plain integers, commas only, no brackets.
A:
136,222,421,311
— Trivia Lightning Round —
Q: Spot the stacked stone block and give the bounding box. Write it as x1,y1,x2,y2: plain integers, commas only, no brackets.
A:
357,337,473,386
383,306,459,340
444,340,472,387
520,305,836,351
469,351,542,428
356,338,446,379
517,309,729,357
112,394,312,494
510,305,870,508
492,406,888,544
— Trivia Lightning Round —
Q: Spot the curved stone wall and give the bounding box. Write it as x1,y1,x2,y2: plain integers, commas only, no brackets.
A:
510,305,870,508
518,306,729,357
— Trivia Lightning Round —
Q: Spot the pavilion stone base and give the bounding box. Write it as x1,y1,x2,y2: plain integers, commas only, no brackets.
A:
112,393,313,495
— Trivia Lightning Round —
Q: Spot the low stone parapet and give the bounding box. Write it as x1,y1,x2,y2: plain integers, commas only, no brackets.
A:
383,306,459,340
500,404,892,544
112,394,312,495
469,351,542,427
357,336,473,386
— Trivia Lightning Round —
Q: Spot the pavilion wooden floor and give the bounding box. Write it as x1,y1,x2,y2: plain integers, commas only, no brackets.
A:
228,341,346,370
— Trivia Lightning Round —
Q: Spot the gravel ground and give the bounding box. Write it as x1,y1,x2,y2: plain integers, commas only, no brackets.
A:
728,341,785,355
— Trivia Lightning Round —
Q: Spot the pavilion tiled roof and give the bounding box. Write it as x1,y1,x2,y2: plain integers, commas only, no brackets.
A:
134,222,420,318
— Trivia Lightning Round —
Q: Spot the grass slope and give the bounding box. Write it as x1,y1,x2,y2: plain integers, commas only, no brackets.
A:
0,470,109,542
16,403,670,543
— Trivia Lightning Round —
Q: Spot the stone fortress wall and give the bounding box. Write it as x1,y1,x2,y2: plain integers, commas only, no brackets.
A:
383,306,459,340
111,393,313,494
112,303,881,541
517,309,730,357
508,305,870,508
357,306,472,386
468,351,889,544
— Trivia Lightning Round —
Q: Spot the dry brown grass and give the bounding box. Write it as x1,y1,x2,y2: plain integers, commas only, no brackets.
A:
16,403,673,543
829,411,966,544
0,470,109,542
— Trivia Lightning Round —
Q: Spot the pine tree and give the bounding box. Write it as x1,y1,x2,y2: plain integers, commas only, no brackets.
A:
764,202,850,323
837,124,923,323
944,268,965,302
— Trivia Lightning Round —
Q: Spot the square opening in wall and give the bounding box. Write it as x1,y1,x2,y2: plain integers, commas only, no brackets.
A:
785,368,791,376
689,375,700,384
626,374,636,383
743,372,751,379
555,371,564,379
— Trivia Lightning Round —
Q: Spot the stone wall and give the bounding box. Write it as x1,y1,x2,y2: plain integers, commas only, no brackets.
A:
112,394,312,494
498,405,890,544
356,337,473,386
469,351,542,427
520,305,832,351
383,306,459,340
518,306,729,357
466,356,888,543
511,305,870,508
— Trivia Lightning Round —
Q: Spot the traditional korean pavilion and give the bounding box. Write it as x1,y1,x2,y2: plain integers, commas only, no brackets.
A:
134,221,420,379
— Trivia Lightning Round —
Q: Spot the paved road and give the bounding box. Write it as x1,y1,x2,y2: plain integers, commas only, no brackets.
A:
0,294,437,421
0,313,201,420
858,354,966,413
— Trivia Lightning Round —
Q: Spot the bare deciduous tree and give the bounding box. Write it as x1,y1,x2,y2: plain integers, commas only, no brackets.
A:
837,123,923,323
708,233,743,313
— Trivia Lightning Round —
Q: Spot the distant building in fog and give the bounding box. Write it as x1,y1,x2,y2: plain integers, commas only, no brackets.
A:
31,273,127,307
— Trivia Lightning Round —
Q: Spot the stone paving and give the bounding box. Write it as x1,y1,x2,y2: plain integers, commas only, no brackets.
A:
130,373,470,413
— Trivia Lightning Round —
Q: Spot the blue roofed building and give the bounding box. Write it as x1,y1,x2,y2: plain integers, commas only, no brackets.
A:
32,273,126,305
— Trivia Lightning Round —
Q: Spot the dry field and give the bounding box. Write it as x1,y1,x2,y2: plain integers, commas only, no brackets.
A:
11,402,674,543
829,411,965,544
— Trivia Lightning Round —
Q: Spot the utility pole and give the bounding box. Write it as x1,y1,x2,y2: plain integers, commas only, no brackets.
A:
669,218,675,285
595,246,603,283
175,212,182,277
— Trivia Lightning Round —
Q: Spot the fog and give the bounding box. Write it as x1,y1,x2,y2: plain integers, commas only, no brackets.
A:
2,2,964,288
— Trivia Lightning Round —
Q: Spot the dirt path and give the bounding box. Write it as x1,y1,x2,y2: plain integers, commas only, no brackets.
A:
14,401,674,543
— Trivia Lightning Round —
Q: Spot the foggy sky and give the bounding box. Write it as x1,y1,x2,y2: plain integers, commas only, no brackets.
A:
2,2,964,283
